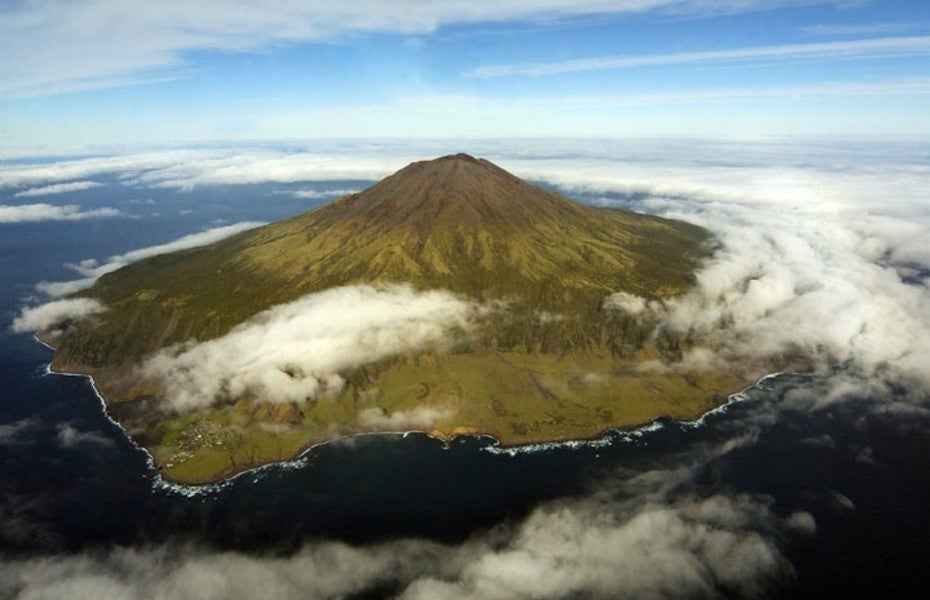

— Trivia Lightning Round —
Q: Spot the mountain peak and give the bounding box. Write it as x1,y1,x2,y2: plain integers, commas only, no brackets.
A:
436,152,480,163
320,153,584,232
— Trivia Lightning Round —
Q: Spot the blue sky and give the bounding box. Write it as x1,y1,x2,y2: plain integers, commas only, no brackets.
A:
1,0,929,149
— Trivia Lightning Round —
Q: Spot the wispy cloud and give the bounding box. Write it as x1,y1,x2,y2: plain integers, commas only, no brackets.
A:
358,406,453,431
497,79,930,107
801,22,921,36
13,181,103,198
0,203,120,223
468,35,930,78
11,298,107,334
287,188,361,200
0,418,37,446
55,423,114,449
0,1,836,98
36,221,265,297
18,221,265,339
73,222,266,278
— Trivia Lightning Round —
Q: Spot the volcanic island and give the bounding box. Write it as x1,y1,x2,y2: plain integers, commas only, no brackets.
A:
40,154,753,484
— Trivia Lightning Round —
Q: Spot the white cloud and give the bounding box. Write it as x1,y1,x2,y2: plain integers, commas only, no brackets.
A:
0,419,37,446
37,221,265,297
76,221,265,278
468,35,930,78
0,151,207,189
801,22,918,36
508,140,930,389
288,188,360,200
0,149,399,192
0,1,830,98
124,153,400,190
55,423,114,448
602,290,651,316
405,495,794,600
13,181,102,198
142,284,490,412
0,439,811,599
11,298,107,333
0,203,120,223
34,278,99,298
13,134,930,198
358,407,452,431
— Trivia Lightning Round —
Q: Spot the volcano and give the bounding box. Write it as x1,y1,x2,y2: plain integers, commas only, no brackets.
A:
43,154,745,483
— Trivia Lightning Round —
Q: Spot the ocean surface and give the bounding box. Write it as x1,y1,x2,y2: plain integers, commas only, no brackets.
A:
1,166,929,598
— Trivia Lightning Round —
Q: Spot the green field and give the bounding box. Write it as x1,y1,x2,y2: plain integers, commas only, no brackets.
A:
141,347,746,483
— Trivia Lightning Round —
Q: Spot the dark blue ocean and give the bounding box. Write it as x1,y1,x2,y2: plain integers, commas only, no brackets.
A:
1,177,928,598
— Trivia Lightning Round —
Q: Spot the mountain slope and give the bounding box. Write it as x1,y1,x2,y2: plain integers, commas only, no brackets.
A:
57,154,708,368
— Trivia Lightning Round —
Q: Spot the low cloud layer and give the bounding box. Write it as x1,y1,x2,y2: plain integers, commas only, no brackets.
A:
0,149,399,192
12,181,102,198
0,418,37,446
55,423,114,449
37,221,264,297
288,187,360,200
0,436,810,599
358,406,451,431
0,203,119,223
11,298,107,334
14,222,265,336
494,140,930,395
143,284,489,412
608,208,930,383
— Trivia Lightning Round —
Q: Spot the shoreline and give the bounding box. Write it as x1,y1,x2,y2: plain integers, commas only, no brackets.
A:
36,335,778,494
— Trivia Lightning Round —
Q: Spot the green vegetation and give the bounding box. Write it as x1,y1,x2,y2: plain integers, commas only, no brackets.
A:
45,153,750,484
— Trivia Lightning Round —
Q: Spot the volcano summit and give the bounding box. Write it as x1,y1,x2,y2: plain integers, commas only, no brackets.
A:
41,154,747,483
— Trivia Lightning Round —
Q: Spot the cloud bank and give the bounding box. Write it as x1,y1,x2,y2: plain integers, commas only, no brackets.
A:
37,221,265,297
17,221,264,337
0,437,810,599
142,284,489,412
73,221,265,278
288,187,361,200
0,149,399,192
480,139,930,396
0,203,120,223
613,210,930,382
12,181,103,198
11,298,107,334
